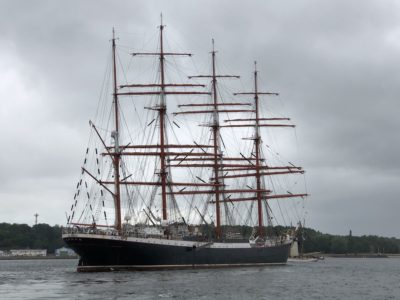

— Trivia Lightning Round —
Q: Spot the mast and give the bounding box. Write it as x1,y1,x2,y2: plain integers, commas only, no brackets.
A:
230,62,308,237
112,28,122,233
211,40,222,238
113,17,211,225
183,40,240,239
253,61,264,236
159,20,168,221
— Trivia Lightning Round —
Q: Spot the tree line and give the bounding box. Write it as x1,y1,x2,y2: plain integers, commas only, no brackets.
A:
0,223,64,254
0,222,399,254
300,227,400,254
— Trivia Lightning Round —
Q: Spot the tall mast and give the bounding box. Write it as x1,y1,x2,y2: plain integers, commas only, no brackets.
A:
114,18,210,225
112,28,122,233
159,19,168,221
182,40,240,239
229,63,308,237
211,40,222,238
253,61,264,236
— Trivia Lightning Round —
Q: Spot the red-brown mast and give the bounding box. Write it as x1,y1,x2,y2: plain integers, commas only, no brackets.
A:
115,18,210,225
232,63,309,236
232,63,280,236
253,61,264,236
211,40,222,238
159,20,168,221
112,28,122,233
186,40,240,239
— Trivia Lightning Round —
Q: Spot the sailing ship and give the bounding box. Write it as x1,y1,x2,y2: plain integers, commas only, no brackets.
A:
62,20,308,272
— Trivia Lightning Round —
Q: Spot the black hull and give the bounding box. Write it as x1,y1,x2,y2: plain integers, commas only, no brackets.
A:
63,234,291,271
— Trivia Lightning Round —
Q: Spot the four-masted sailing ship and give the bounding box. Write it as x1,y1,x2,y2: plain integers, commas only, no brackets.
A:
62,20,307,272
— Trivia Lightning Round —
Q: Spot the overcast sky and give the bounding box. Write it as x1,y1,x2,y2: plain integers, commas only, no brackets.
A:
1,0,399,237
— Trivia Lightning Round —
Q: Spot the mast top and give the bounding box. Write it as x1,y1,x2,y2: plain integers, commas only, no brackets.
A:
111,27,119,44
210,38,219,55
159,13,165,30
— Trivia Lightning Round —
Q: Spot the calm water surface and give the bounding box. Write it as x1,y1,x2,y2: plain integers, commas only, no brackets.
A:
0,258,399,299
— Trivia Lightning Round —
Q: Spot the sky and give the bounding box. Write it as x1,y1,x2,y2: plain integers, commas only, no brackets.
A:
0,0,399,237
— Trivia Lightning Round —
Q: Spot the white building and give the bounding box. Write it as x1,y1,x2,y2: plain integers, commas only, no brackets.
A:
10,249,47,257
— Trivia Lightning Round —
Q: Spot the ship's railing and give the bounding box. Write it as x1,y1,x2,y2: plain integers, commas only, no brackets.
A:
62,226,118,236
62,225,185,239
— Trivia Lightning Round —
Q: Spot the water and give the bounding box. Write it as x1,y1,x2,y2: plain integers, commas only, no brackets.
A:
0,258,399,299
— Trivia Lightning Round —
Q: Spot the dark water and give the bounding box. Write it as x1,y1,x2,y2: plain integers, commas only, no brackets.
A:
0,258,399,299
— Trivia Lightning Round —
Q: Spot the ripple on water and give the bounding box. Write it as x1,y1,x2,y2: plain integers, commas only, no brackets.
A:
0,258,399,299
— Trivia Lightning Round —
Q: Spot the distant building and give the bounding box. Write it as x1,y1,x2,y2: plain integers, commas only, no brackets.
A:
55,247,76,257
0,250,5,256
10,249,47,257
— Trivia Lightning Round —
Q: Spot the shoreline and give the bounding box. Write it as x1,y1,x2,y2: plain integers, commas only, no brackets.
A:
0,255,78,260
323,253,390,258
